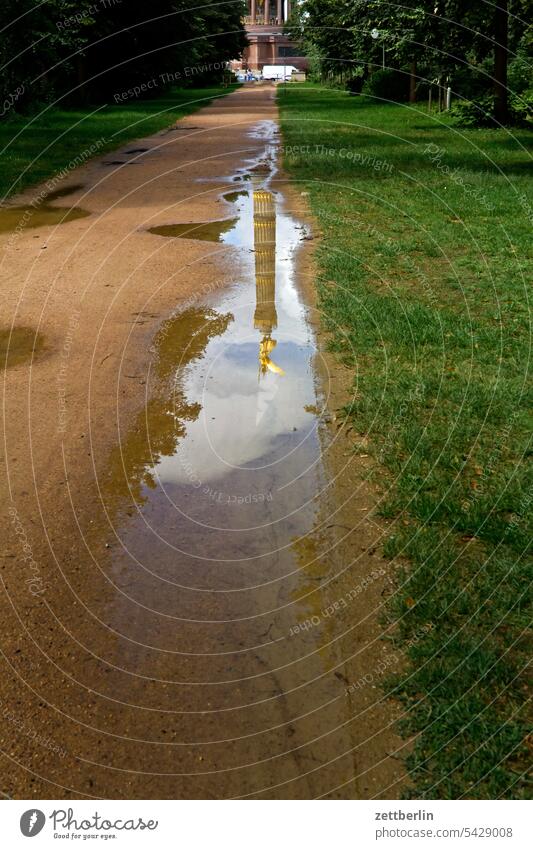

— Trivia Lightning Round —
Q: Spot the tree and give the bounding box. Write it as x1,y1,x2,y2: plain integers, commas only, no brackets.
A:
0,0,247,111
290,0,532,122
0,1,93,108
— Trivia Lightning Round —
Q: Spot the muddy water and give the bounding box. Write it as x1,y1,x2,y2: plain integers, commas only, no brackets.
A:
0,326,46,369
0,183,90,234
147,218,238,241
97,148,363,798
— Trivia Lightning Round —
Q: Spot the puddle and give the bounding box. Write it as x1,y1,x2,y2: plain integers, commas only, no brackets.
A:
97,141,363,797
249,119,279,141
1,327,45,369
102,160,140,167
0,183,90,234
112,185,322,528
223,190,248,203
161,125,201,135
147,218,238,242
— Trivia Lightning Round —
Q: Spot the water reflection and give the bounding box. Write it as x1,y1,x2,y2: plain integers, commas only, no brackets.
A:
104,174,321,562
253,190,284,379
103,307,233,508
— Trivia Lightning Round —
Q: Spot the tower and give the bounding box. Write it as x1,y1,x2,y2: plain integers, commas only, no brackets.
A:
241,0,307,75
253,190,284,378
247,0,291,25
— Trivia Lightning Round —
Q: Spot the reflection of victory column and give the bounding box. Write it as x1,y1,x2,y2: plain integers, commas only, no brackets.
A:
253,189,284,377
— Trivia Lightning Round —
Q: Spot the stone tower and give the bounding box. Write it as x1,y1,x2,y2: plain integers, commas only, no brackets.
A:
241,0,307,75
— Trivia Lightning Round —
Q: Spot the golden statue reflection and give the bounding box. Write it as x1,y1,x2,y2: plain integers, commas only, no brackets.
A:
253,189,284,378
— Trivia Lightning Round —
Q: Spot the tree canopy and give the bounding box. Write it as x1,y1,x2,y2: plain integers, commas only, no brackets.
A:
1,0,247,110
287,0,533,123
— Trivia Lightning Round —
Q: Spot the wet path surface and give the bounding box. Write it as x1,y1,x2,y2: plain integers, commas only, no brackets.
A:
1,87,403,799
1,326,46,369
96,133,362,798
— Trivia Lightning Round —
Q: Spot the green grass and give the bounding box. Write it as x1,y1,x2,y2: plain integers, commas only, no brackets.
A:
279,84,532,799
0,86,236,199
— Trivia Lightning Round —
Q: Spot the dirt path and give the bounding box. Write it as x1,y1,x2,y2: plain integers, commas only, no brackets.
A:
0,85,404,799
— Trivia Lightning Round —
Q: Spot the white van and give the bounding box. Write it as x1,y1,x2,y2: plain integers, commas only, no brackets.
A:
262,65,299,81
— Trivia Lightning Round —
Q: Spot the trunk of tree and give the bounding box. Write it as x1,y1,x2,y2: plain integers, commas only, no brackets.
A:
494,0,509,123
409,59,417,102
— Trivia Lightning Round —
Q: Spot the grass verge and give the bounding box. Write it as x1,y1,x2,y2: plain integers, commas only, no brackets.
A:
0,86,236,200
279,84,532,799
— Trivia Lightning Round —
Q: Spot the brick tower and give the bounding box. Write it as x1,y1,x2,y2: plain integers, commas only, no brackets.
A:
241,1,307,75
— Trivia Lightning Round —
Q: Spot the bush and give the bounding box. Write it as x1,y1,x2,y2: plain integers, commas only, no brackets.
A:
508,53,533,95
451,62,493,101
346,73,365,94
362,68,409,102
450,95,497,126
510,88,533,124
451,92,533,127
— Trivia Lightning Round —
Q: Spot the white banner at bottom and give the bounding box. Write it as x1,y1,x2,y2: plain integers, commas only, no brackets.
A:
1,799,530,848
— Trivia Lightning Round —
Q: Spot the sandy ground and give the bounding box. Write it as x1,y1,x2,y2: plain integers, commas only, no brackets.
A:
0,85,405,799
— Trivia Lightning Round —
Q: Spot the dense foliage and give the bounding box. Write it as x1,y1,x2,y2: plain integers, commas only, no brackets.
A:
287,0,533,124
0,0,246,111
